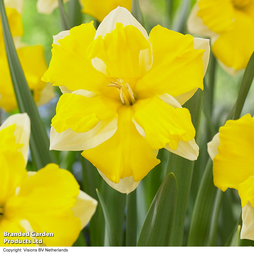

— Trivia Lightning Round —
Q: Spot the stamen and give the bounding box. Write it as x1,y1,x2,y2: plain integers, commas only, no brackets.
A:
0,207,4,215
108,79,136,105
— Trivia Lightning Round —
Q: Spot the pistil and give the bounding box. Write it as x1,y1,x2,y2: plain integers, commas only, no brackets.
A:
232,0,250,9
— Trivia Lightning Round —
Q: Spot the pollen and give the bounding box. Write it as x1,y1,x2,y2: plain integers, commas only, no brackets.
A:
108,78,136,105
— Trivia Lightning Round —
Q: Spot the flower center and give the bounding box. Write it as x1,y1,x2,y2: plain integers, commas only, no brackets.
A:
232,0,250,9
108,79,136,106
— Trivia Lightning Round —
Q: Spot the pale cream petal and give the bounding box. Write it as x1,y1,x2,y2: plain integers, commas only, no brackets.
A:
187,3,219,39
50,118,118,151
207,133,220,160
194,37,210,77
174,88,198,106
36,82,55,106
97,169,140,194
95,6,149,40
5,0,23,13
159,93,182,108
241,202,254,241
0,113,30,164
53,30,70,45
37,0,70,14
71,190,97,230
165,139,199,161
59,85,73,94
217,59,244,77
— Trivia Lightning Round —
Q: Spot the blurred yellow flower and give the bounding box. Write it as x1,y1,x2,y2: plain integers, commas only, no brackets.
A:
0,113,97,246
0,1,55,112
208,114,254,240
37,0,132,22
188,0,254,75
43,7,209,194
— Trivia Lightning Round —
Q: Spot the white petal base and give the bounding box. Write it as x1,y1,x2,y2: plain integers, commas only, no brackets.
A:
241,202,254,241
97,169,140,194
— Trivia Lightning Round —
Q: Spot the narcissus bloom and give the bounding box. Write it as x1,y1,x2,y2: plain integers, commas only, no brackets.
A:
43,7,209,194
0,113,97,246
187,0,254,75
0,1,55,112
37,0,132,22
208,114,254,240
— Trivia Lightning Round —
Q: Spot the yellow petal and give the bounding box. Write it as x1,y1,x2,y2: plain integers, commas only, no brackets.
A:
42,23,109,95
51,90,119,134
71,190,97,230
197,0,235,34
133,96,196,151
238,176,254,207
241,202,254,241
88,22,152,79
80,1,132,22
0,113,30,164
0,45,49,112
212,10,254,71
135,25,204,101
213,114,254,191
82,106,160,184
4,164,82,246
36,0,70,14
187,3,218,38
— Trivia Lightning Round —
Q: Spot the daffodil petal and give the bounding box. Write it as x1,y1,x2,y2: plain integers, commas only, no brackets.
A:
196,0,235,34
88,22,152,79
241,202,254,241
95,6,148,40
135,25,204,100
0,113,30,164
207,132,220,160
213,114,254,191
36,0,70,14
71,190,97,230
53,30,70,45
133,96,196,151
212,11,254,71
82,106,160,185
80,0,132,23
51,90,119,134
42,23,109,94
97,169,140,194
187,3,218,38
50,118,118,151
238,176,254,207
165,139,199,161
4,164,81,246
5,0,24,13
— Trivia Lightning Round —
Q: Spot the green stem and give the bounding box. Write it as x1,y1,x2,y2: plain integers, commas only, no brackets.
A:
68,0,82,28
126,190,137,246
58,0,71,30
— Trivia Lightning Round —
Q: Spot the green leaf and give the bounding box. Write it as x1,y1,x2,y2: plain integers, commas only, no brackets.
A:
137,173,177,246
96,189,120,246
233,52,254,120
131,0,143,25
187,159,217,246
230,225,241,246
57,0,71,30
166,89,203,246
126,190,137,246
0,0,56,170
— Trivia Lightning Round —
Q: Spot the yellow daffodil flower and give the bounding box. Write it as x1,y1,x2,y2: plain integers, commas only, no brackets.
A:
43,7,210,194
37,0,132,22
0,1,55,112
0,113,97,246
208,114,254,240
187,0,254,75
